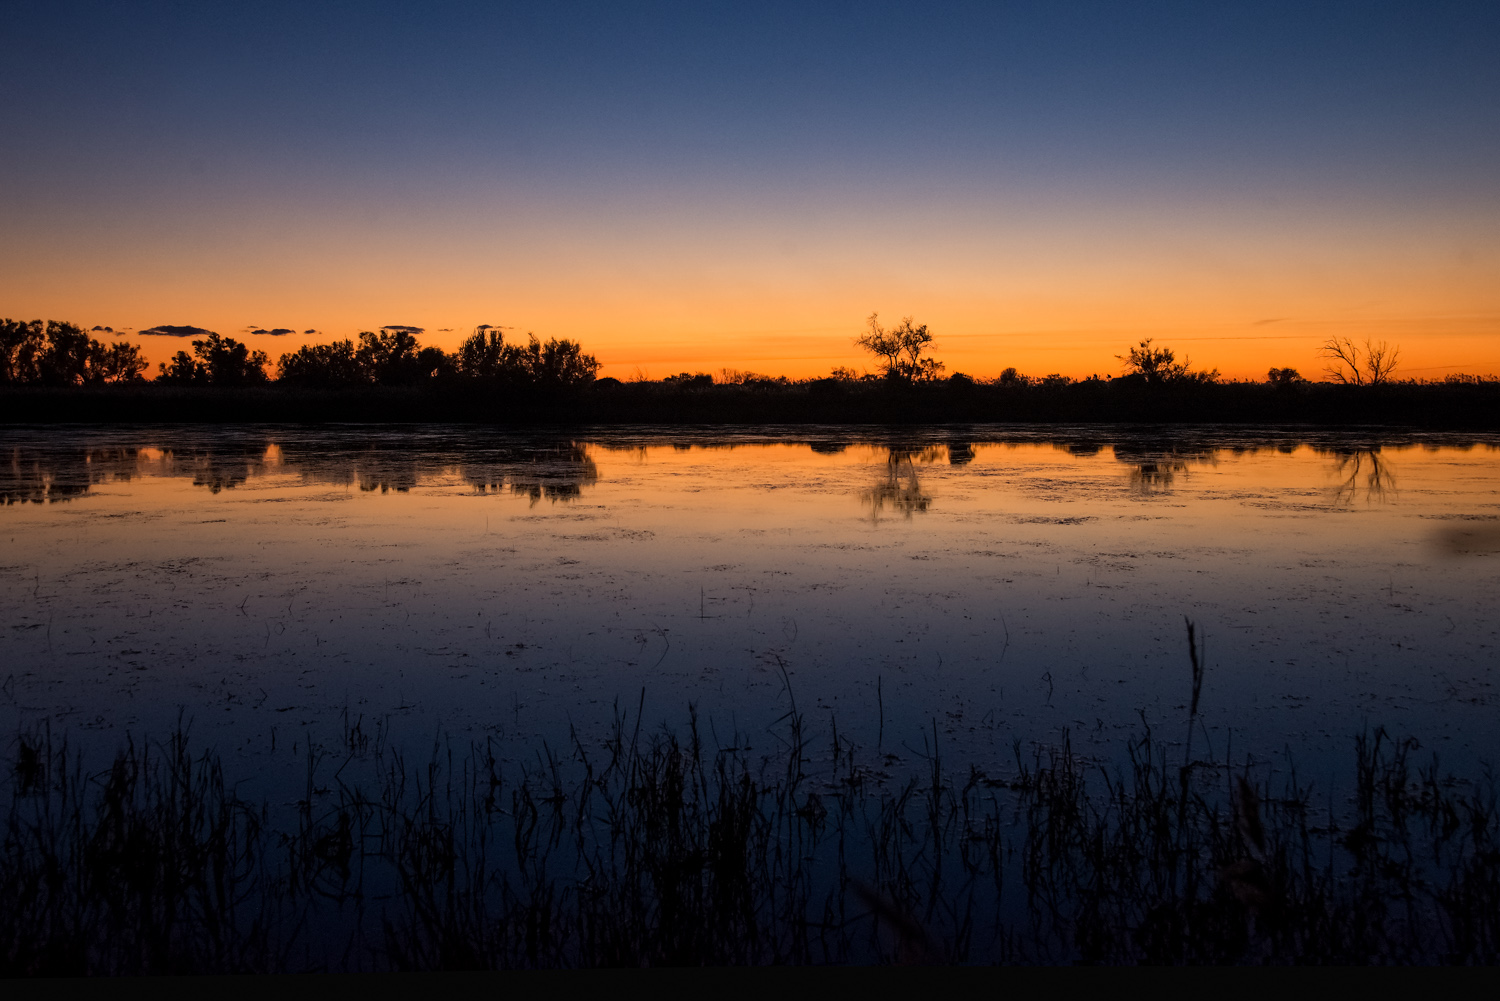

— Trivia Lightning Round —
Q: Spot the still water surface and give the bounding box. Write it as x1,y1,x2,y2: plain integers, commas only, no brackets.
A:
3,425,1499,777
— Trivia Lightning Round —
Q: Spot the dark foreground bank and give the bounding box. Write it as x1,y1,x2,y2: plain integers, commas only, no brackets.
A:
3,377,1499,427
4,697,1496,971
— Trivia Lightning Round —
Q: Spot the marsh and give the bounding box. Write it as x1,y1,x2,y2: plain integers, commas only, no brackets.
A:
3,424,1497,778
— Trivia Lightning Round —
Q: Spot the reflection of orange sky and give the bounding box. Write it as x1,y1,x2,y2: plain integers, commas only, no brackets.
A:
580,439,1500,496
8,188,1498,380
25,438,1500,516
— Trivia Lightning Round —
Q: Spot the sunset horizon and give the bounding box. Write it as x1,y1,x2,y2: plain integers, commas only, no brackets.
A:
5,2,1496,383
6,2,1500,972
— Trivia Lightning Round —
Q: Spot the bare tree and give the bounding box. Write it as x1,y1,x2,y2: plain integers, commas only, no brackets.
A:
1320,336,1399,385
855,313,944,382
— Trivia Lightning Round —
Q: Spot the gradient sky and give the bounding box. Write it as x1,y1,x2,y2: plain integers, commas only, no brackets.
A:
3,1,1498,379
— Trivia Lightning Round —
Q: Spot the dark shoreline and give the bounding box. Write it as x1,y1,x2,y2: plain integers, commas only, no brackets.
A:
3,378,1498,428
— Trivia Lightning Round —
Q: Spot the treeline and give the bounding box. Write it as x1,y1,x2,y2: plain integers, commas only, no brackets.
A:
5,368,1497,427
0,320,148,385
0,321,599,390
4,318,1498,426
278,326,600,388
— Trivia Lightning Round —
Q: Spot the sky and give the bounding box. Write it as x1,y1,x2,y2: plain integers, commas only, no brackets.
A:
2,0,1498,379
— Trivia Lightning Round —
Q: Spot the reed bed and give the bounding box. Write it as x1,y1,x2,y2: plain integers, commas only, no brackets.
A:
3,696,1497,971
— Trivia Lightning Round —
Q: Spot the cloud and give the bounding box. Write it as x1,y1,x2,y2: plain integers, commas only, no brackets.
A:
380,325,425,334
90,325,114,333
139,324,215,337
438,327,453,332
303,328,319,335
248,327,295,336
1252,318,1285,326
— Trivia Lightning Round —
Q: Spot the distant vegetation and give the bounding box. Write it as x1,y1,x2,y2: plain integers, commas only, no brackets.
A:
2,316,1497,426
276,325,600,388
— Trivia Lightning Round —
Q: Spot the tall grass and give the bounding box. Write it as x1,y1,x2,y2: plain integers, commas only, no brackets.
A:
3,698,1498,970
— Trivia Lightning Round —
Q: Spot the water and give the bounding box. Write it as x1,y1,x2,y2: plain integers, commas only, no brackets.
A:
3,424,1499,780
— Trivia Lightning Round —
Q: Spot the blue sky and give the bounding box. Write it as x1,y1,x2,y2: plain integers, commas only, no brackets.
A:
3,1,1498,376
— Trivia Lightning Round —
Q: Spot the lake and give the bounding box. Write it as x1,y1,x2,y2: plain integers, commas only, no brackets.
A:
3,424,1499,781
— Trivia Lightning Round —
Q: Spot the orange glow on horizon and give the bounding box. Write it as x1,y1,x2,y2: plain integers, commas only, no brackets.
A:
7,186,1498,381
40,306,1500,384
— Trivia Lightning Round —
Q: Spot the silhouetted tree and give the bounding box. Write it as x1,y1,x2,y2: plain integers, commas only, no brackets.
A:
34,321,94,384
1117,338,1218,385
1267,367,1305,384
0,319,146,384
156,332,269,385
277,339,363,386
855,313,944,382
353,327,452,385
355,328,423,385
89,340,148,383
157,350,201,384
508,335,601,388
1320,336,1399,386
0,319,45,383
456,325,507,377
997,367,1029,387
199,332,269,385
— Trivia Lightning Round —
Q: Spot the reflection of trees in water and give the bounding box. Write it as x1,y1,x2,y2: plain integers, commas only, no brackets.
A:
2,442,274,501
2,446,146,504
1324,448,1396,506
164,445,270,494
1113,445,1216,495
277,440,597,502
946,440,975,466
862,448,935,521
275,447,419,493
0,436,600,504
461,443,599,505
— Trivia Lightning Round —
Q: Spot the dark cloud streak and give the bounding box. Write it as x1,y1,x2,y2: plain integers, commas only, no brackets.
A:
139,324,215,338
